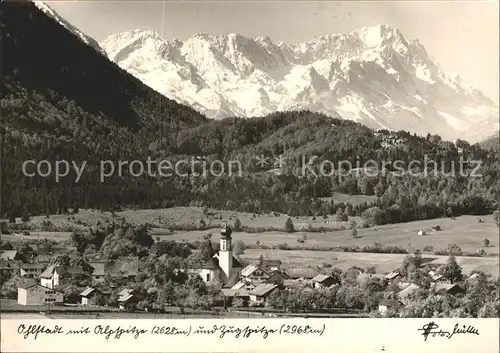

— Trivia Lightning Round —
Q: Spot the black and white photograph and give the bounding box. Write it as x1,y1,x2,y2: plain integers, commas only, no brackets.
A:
0,0,499,352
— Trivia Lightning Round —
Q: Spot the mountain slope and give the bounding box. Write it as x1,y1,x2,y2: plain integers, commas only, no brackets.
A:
1,1,498,222
101,26,496,141
33,1,105,55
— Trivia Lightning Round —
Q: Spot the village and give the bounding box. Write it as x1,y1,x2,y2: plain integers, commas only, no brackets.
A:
1,221,494,319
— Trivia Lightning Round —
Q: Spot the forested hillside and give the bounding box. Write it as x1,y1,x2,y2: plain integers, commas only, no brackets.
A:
1,1,498,225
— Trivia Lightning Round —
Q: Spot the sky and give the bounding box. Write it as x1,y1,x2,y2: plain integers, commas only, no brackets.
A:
47,0,499,101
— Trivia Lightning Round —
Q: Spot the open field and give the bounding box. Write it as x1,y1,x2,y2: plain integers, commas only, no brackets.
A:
5,213,497,256
4,203,362,232
242,249,500,277
3,207,498,276
163,214,499,255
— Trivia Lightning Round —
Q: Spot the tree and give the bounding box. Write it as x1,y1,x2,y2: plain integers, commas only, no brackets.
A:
233,218,242,232
232,297,244,308
199,237,213,261
493,210,500,228
285,217,294,233
351,227,358,238
258,255,264,267
15,245,37,263
483,239,490,247
336,209,348,222
440,255,463,284
233,240,246,257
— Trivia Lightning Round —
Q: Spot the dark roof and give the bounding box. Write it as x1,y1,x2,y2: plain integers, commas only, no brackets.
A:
267,270,291,279
212,252,242,268
248,284,278,297
202,257,220,270
18,282,38,290
379,299,402,307
232,256,242,268
57,266,88,276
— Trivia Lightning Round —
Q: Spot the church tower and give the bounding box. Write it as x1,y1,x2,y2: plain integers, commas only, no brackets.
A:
218,224,233,284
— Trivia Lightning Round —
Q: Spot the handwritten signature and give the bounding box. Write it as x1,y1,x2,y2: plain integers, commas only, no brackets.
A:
418,322,479,341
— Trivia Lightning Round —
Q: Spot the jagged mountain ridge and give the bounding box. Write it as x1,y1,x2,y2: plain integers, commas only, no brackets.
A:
101,26,496,141
465,105,499,143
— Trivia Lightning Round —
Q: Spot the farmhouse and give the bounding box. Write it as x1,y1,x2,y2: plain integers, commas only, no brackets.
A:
79,287,108,306
266,270,290,288
378,299,403,316
117,288,141,310
17,283,63,306
311,274,339,289
431,283,465,296
398,283,421,303
428,270,449,283
40,265,90,289
263,259,282,271
231,278,256,291
248,283,278,306
0,250,18,261
20,262,48,278
105,257,139,284
240,265,268,283
199,225,243,287
385,271,401,282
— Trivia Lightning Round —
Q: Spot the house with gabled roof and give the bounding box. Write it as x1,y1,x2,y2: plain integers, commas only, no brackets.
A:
240,264,268,282
248,283,278,306
263,259,282,271
20,262,48,278
378,298,403,316
311,274,340,289
385,271,401,281
431,283,464,296
398,283,421,303
265,270,290,288
116,288,141,310
428,270,449,284
80,286,108,306
40,265,89,289
17,283,63,306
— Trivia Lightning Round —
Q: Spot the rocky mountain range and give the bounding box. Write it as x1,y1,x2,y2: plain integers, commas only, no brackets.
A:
100,26,498,142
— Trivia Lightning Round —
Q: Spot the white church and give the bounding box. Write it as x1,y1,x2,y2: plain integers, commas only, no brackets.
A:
199,225,242,287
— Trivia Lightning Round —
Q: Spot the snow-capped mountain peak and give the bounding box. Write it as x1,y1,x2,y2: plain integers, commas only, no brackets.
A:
101,25,496,141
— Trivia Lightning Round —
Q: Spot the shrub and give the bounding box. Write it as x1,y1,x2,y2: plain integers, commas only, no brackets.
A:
483,239,490,247
423,245,434,252
233,218,242,232
284,218,294,233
